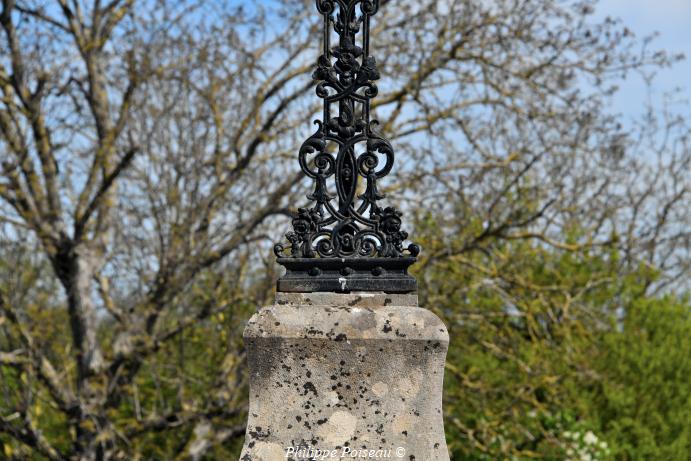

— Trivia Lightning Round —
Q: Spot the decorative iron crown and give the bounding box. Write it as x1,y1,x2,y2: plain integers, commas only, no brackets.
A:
274,0,419,293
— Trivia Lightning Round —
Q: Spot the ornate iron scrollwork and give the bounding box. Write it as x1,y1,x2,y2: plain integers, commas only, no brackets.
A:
274,0,419,293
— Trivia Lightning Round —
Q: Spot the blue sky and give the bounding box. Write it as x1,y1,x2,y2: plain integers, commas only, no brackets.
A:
596,0,691,119
243,0,690,126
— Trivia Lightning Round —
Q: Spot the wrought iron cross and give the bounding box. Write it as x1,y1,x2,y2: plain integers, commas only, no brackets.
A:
274,0,419,293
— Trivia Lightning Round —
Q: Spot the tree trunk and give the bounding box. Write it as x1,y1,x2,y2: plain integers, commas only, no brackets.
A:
55,241,104,380
51,240,108,460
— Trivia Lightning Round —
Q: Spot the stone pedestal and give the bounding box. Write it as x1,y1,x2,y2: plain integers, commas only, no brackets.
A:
239,292,449,461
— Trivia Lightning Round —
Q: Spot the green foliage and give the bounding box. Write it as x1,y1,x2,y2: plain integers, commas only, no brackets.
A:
0,252,254,460
589,296,691,460
412,210,690,460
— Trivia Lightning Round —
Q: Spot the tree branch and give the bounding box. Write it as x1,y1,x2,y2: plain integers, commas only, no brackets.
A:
74,147,138,241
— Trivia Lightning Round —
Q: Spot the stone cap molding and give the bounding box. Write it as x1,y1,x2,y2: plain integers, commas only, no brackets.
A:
245,293,448,344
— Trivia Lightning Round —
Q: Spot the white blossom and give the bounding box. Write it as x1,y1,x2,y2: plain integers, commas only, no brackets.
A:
583,431,598,445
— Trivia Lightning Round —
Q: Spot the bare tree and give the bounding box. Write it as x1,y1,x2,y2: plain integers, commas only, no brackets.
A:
0,0,688,459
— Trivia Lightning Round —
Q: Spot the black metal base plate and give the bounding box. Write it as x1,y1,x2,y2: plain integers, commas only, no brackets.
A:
276,257,417,293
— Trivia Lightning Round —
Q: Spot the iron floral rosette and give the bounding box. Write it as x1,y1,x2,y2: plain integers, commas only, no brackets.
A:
273,0,419,293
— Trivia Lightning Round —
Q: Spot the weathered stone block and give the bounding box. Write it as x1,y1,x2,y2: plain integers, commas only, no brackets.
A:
240,293,449,461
